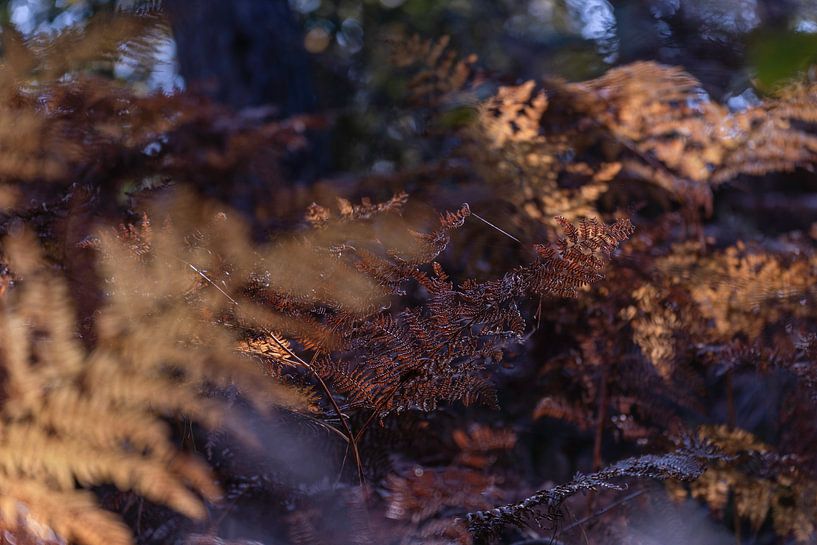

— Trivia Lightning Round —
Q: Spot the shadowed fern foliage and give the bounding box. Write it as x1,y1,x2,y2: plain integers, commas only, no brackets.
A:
670,426,817,542
285,199,633,415
1,9,817,545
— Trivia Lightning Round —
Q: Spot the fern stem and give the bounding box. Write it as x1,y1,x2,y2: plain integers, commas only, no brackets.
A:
264,329,367,489
592,367,610,472
726,370,737,429
354,379,407,444
588,365,610,514
182,257,366,488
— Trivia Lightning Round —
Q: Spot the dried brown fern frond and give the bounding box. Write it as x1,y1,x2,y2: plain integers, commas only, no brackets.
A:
0,231,214,545
465,60,817,227
654,240,817,341
0,76,167,184
306,192,410,228
0,496,67,545
91,197,318,415
452,424,516,470
624,284,688,381
1,12,172,82
68,193,636,545
478,81,549,149
386,465,501,524
470,78,613,224
568,62,726,188
300,202,633,416
523,216,634,298
0,479,130,545
675,426,817,542
244,194,633,420
0,13,174,185
236,333,300,371
532,397,595,430
385,464,497,544
390,35,480,108
0,202,317,545
0,22,313,238
713,81,817,184
0,73,310,196
608,235,817,397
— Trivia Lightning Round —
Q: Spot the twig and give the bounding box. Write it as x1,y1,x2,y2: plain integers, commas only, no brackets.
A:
563,505,590,545
168,254,239,306
511,537,564,545
560,489,646,535
470,211,523,245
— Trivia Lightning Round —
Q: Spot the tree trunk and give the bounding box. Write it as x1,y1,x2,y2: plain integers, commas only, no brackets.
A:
165,0,315,115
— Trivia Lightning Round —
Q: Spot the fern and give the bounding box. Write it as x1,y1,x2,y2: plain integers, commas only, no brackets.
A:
0,203,316,545
465,447,714,541
277,197,634,416
672,426,817,542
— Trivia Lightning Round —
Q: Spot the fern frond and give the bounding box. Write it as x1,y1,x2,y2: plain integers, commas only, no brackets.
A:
0,214,313,545
466,449,710,540
390,35,480,107
679,425,817,542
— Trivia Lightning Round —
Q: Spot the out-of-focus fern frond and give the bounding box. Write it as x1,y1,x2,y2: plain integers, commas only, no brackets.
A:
673,426,817,543
0,199,322,545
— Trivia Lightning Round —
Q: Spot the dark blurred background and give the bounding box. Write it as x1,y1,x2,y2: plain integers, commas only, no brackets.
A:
4,0,815,174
